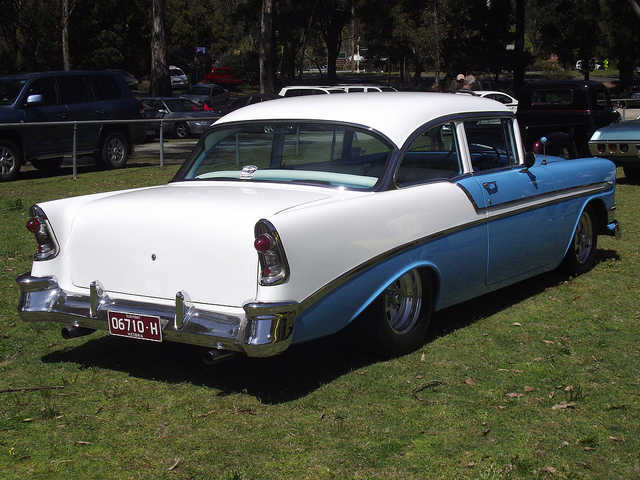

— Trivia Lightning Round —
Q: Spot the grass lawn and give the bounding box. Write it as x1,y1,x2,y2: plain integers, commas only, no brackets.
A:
0,150,638,479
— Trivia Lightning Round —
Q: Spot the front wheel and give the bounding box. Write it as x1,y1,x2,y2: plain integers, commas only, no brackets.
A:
99,132,129,169
0,140,21,182
359,269,433,357
562,204,598,275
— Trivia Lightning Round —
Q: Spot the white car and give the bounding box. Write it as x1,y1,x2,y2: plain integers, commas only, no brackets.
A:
17,93,620,362
169,65,189,89
476,90,518,111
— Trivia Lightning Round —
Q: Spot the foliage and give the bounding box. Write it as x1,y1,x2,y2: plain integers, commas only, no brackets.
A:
0,0,639,88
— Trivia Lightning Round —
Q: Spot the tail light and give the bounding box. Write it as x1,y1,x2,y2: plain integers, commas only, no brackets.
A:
620,144,629,154
26,205,59,261
254,220,289,286
138,100,144,116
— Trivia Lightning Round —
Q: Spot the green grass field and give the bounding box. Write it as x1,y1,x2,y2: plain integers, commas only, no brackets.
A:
0,152,638,479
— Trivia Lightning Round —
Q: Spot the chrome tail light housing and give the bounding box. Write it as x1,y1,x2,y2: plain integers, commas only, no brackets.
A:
254,220,290,286
25,205,59,261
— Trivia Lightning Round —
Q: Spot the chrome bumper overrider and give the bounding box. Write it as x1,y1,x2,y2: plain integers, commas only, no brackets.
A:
16,273,299,357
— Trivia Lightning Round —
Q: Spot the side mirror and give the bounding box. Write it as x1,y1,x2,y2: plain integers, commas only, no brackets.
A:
524,151,536,169
25,94,43,106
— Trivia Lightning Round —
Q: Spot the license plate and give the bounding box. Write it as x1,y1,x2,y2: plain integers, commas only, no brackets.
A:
108,311,162,342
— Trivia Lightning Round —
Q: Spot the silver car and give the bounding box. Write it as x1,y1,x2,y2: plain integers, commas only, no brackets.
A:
141,97,220,139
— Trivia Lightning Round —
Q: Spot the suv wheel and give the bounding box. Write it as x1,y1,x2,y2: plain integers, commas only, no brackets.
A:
0,140,21,182
100,132,129,169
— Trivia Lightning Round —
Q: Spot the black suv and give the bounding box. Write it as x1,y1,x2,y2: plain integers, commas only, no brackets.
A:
0,70,146,181
516,80,620,158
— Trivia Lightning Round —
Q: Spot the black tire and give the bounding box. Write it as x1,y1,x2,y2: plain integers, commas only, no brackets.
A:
100,132,129,169
31,157,63,172
623,166,640,184
562,204,598,275
360,268,433,357
0,139,21,182
174,122,190,139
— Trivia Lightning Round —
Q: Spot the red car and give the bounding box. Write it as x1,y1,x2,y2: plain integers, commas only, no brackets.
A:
203,67,242,90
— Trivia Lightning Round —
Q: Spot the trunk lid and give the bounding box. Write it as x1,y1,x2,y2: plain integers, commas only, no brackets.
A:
67,182,333,306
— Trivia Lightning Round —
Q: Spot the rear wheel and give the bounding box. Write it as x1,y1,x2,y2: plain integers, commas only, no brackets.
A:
100,132,129,169
0,140,21,182
359,269,433,357
562,204,598,275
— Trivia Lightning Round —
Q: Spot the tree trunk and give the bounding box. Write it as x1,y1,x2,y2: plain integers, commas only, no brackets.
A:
260,0,276,94
150,0,172,97
61,0,73,70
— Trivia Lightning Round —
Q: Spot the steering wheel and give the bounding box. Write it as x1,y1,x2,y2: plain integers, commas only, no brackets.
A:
470,143,501,169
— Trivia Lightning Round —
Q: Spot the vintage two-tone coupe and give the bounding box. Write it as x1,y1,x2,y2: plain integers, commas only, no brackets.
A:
17,93,620,361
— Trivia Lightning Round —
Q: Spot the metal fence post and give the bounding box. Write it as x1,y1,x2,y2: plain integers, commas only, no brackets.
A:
72,122,78,179
159,119,164,167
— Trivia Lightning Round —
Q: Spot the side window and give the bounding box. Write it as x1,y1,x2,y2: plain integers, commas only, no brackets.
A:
89,75,123,101
396,122,460,186
463,118,517,172
25,77,59,106
57,75,93,104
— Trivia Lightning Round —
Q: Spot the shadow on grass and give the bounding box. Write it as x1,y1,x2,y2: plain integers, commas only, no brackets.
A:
41,248,620,404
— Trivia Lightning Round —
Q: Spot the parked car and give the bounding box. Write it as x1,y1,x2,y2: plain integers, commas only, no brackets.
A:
278,85,347,96
17,93,620,362
170,65,189,90
180,83,229,109
517,80,620,158
210,93,279,116
336,84,398,92
476,90,518,111
140,97,219,139
0,70,146,181
589,119,640,183
203,67,242,90
107,69,139,90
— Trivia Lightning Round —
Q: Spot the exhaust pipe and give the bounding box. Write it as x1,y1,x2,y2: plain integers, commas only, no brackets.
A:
202,349,236,365
61,326,96,340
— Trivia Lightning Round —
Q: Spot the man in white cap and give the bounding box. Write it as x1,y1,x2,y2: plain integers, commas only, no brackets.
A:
456,75,477,95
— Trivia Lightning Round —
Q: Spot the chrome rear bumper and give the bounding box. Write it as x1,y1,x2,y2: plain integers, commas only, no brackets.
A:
16,273,298,357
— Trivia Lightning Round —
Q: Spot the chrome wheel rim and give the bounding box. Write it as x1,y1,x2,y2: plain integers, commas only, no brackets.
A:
0,146,16,176
106,138,125,163
383,269,423,335
175,123,188,138
574,211,594,265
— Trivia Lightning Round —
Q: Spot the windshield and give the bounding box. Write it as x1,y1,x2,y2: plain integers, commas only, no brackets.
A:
0,78,28,105
173,122,394,189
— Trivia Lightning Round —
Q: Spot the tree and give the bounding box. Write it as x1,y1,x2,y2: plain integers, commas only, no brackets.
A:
314,0,355,84
150,0,172,97
260,0,276,93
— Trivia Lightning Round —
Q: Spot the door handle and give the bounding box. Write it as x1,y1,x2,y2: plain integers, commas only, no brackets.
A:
482,181,498,194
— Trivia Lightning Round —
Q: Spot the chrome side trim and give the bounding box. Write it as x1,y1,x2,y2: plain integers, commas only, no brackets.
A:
16,273,297,357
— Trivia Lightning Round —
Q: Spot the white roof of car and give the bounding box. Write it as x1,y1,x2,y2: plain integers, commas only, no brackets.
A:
217,92,512,147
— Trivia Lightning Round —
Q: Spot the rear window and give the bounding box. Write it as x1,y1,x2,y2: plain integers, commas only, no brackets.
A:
528,88,587,109
173,122,394,190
